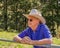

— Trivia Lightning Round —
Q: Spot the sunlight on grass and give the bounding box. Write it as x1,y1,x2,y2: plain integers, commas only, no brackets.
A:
53,37,60,45
0,31,33,48
0,31,60,48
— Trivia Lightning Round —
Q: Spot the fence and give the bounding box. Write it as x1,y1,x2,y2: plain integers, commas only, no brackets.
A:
0,38,60,48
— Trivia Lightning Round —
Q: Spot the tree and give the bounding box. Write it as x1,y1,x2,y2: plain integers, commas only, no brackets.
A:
40,0,60,37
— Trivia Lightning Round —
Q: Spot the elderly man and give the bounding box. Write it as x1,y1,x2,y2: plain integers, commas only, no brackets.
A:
14,9,52,48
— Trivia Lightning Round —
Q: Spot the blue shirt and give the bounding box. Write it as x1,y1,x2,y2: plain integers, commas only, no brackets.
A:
18,24,52,48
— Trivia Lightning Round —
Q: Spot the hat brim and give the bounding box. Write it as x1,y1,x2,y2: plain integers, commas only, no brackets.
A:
23,14,46,24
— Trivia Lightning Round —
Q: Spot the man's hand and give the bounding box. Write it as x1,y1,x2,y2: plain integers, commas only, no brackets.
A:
14,36,33,45
20,36,33,45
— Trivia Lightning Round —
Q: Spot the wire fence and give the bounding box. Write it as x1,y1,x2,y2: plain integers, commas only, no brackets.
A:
0,38,60,48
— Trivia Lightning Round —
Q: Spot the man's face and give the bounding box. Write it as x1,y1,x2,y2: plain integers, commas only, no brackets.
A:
27,16,40,28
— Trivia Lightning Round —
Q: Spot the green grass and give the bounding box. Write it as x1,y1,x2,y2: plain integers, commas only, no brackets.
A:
0,31,60,48
53,37,60,45
0,31,33,48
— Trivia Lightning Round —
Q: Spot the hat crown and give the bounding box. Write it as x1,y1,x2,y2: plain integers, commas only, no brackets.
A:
23,9,46,24
29,9,42,16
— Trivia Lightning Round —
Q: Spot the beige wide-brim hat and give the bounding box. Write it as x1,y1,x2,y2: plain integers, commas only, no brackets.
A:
23,9,46,24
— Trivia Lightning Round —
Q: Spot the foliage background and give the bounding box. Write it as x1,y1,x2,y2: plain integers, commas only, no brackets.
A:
0,0,60,37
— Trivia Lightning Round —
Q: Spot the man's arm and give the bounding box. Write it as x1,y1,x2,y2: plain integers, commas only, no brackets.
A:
17,36,52,45
13,36,22,43
13,36,52,45
13,36,31,44
31,38,52,45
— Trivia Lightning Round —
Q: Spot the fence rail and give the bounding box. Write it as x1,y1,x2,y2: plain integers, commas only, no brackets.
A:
0,38,60,48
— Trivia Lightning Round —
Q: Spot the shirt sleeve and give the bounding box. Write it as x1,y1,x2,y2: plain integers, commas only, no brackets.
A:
41,24,52,38
18,28,29,38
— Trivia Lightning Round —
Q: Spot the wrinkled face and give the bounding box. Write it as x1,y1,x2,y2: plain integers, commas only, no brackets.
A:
27,16,40,28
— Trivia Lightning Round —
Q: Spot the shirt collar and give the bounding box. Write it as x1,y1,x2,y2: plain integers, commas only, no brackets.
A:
29,23,42,32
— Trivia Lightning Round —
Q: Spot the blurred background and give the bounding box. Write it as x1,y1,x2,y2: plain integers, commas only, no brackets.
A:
0,0,60,48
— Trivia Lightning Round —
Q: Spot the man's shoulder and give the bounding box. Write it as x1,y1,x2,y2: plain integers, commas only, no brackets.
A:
39,24,49,30
39,23,46,27
23,27,30,31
